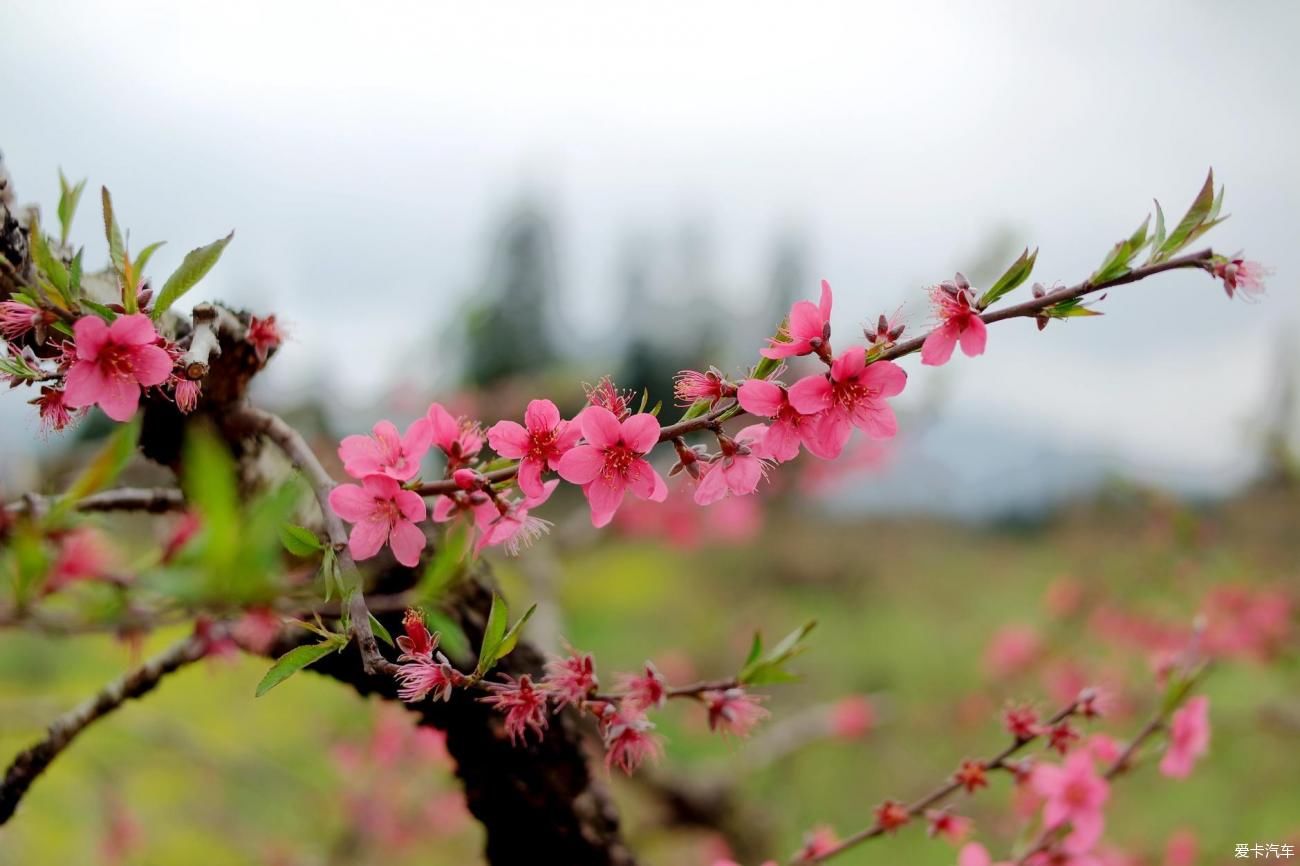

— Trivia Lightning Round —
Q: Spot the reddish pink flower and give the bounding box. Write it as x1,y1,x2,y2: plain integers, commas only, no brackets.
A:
172,378,201,414
954,759,989,793
397,608,437,660
788,350,907,459
702,687,769,737
1212,256,1269,300
674,367,735,407
544,649,598,709
246,314,282,362
30,386,75,433
339,418,432,482
619,662,667,712
694,424,770,505
763,279,833,360
874,799,910,833
600,706,663,774
230,608,281,654
1163,828,1197,866
1159,695,1209,779
47,527,116,591
921,274,988,367
1004,704,1041,740
1085,734,1121,765
471,479,557,555
0,300,44,341
926,808,972,844
983,624,1043,679
736,378,820,463
794,825,839,862
1048,721,1081,755
426,402,483,466
395,654,458,703
584,376,635,419
960,843,1013,866
487,399,582,498
63,314,173,421
328,474,428,567
828,695,876,739
556,406,667,528
480,674,549,744
1032,751,1110,853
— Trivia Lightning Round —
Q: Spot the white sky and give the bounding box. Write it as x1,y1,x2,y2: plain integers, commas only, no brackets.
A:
1,0,1296,491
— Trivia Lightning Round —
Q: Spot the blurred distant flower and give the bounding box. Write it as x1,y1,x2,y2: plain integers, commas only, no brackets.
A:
544,649,598,709
736,378,820,463
694,424,771,506
702,687,768,737
1032,751,1109,853
954,759,989,794
793,825,839,862
789,351,907,459
1085,733,1121,765
600,706,663,774
1159,696,1209,779
828,695,876,739
1163,828,1198,866
245,314,282,362
874,799,910,833
763,279,833,361
618,662,666,712
921,274,987,366
328,474,427,566
47,527,116,591
960,843,1012,866
556,406,666,528
161,511,202,563
1048,720,1080,755
1004,704,1041,740
339,418,432,482
487,398,581,498
480,674,549,744
1044,576,1085,619
426,402,483,466
231,608,281,655
926,808,972,844
673,367,735,407
983,624,1043,679
1211,255,1269,300
63,313,172,422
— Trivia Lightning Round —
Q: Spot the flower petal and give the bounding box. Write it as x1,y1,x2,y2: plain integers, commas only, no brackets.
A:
388,520,427,567
487,419,531,458
107,313,159,346
921,322,959,366
737,379,785,418
959,316,988,357
128,345,174,387
787,374,833,414
349,517,388,561
579,406,623,449
693,463,729,505
524,398,561,433
620,413,660,454
586,477,625,528
556,444,605,485
862,360,907,398
72,315,109,360
328,483,374,521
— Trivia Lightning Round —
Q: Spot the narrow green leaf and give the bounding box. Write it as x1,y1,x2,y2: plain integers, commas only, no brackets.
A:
1149,200,1167,261
739,620,817,685
133,240,166,283
78,298,118,322
279,523,325,556
419,521,470,598
369,613,395,647
677,398,712,422
50,419,140,519
979,247,1038,308
57,171,87,247
493,603,538,664
743,632,764,669
28,217,69,295
100,186,127,279
67,249,84,303
152,231,234,320
476,593,509,675
426,609,471,661
1155,169,1216,261
255,640,341,697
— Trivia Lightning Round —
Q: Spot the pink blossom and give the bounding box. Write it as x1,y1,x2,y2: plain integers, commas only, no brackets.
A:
47,527,116,591
328,474,428,567
0,300,44,341
544,649,598,709
828,695,876,739
339,418,432,482
694,424,770,505
426,402,483,466
959,843,1012,866
926,809,972,845
480,674,549,744
763,279,833,360
397,608,437,660
1212,256,1269,300
921,274,988,366
395,654,458,703
556,406,667,528
486,399,582,498
702,687,768,737
1004,704,1041,740
600,706,664,774
31,386,75,432
584,376,635,419
735,378,820,463
1032,750,1110,854
246,314,282,362
471,479,557,555
983,624,1043,679
230,608,281,654
618,662,667,712
673,367,734,407
1163,828,1198,866
788,350,907,459
794,825,839,862
63,314,173,421
1159,695,1209,779
172,377,201,414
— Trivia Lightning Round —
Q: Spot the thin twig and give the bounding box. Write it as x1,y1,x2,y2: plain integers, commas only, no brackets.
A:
4,487,185,516
0,633,207,824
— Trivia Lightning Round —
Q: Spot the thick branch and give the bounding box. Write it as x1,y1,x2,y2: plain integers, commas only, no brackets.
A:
0,633,205,824
179,302,245,379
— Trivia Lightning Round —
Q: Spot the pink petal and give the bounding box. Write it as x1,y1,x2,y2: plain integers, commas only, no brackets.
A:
854,401,898,440
328,483,374,522
72,315,109,360
959,844,992,866
523,478,560,508
862,360,907,398
128,344,174,387
400,417,433,456
959,315,988,357
487,419,531,458
524,398,561,433
107,313,159,346
372,419,402,454
550,421,583,458
426,403,459,449
620,413,660,454
394,489,428,523
735,423,769,449
349,516,388,561
723,454,763,495
806,411,851,459
388,520,427,567
737,379,785,418
1064,811,1104,854
361,474,402,499
831,347,865,382
96,377,142,422
759,342,803,360
763,419,802,462
921,322,959,366
432,495,458,522
517,457,545,499
626,459,666,500
62,361,109,408
788,299,824,341
787,374,833,414
580,406,623,449
338,434,381,476
817,279,833,321
556,444,605,485
693,463,729,505
586,477,626,528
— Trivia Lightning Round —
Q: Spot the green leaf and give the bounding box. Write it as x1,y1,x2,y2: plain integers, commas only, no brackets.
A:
28,217,69,296
279,523,325,556
419,521,470,598
426,609,471,661
739,620,817,685
152,232,234,320
1149,200,1166,261
57,171,87,247
67,248,83,303
369,613,394,647
476,593,510,676
493,603,537,663
100,187,129,309
677,398,713,422
979,247,1038,309
78,298,118,322
743,632,764,669
1152,169,1221,262
1091,215,1151,285
50,419,140,519
133,240,166,283
255,639,343,697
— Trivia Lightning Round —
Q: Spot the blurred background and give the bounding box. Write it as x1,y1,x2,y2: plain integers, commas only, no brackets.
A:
1,1,1297,864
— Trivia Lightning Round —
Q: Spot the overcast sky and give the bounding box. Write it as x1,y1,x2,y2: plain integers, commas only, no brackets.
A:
2,0,1296,492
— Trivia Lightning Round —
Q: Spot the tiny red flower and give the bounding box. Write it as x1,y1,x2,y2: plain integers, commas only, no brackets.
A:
397,608,437,659
702,687,769,737
874,800,910,833
600,706,663,774
1004,704,1041,740
673,367,734,407
246,315,283,362
925,808,972,844
1212,255,1269,300
954,759,989,794
544,649,598,709
30,386,75,433
920,274,987,366
584,376,636,419
480,674,549,744
1048,721,1080,755
618,662,667,712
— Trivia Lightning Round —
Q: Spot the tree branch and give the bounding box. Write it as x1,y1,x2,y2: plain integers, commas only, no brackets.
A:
4,487,185,516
